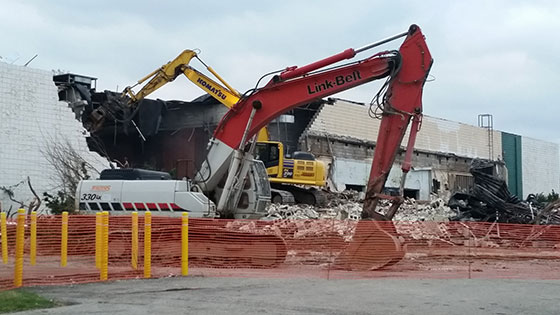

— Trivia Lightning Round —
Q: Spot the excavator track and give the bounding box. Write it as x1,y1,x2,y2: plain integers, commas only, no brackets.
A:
271,188,295,205
271,184,327,207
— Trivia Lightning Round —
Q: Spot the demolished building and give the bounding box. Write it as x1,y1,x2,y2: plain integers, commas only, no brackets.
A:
300,99,560,201
1,63,557,215
53,74,560,204
56,73,325,180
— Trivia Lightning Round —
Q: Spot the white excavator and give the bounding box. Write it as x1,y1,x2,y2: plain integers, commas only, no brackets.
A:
77,24,433,270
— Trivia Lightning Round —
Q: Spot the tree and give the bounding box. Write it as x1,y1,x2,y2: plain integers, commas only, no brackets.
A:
41,138,102,214
42,191,74,215
0,177,41,216
534,190,560,204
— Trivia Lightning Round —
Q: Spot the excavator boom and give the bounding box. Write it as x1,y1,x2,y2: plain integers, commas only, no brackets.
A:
197,25,432,270
201,25,432,213
213,54,395,149
122,49,241,106
214,25,431,151
81,25,433,271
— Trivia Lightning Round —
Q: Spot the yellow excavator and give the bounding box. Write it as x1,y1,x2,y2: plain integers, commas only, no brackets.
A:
104,50,327,205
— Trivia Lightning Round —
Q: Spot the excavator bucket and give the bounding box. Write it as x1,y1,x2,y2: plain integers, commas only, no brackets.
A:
337,220,404,270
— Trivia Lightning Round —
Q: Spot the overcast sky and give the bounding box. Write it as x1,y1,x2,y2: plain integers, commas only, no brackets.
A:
2,0,559,144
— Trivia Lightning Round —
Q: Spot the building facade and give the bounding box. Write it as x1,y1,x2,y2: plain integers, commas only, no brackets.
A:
298,99,559,200
0,63,108,213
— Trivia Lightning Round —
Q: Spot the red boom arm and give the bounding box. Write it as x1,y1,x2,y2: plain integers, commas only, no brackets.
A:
214,53,394,149
213,25,432,220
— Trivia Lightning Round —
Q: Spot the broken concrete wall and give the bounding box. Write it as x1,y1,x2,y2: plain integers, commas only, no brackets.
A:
306,99,503,160
0,62,109,213
521,136,560,197
304,132,475,199
85,98,227,176
301,99,560,200
329,158,432,200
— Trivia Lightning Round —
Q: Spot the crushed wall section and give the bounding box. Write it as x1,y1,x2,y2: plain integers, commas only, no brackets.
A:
0,62,108,213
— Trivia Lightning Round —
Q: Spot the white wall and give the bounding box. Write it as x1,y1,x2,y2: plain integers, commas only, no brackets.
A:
308,100,502,160
386,167,432,201
331,158,431,200
331,158,372,191
521,136,560,196
0,62,108,213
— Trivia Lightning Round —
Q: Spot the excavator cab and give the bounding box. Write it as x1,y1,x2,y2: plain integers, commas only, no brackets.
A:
255,141,326,205
255,141,325,187
255,141,281,170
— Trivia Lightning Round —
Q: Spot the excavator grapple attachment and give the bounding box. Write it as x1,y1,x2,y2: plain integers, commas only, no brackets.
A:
337,220,404,270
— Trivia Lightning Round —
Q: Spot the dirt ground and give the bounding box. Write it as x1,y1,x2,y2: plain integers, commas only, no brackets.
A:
3,245,560,290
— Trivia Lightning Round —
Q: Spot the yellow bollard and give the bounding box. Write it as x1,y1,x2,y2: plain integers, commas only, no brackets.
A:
95,212,101,269
131,212,138,270
60,212,68,267
100,211,109,281
181,212,189,276
13,209,25,287
1,212,7,264
30,211,37,266
144,211,151,279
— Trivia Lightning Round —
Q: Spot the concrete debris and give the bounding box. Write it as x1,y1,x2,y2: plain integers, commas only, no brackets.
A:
395,221,450,243
388,198,456,222
226,186,558,247
266,194,456,222
533,199,560,225
266,204,320,220
226,213,356,241
227,193,454,243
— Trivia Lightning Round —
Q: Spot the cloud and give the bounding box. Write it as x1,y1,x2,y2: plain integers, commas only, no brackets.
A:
1,0,559,144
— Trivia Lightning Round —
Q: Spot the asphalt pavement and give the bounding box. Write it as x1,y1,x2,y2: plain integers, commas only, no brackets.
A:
22,276,560,315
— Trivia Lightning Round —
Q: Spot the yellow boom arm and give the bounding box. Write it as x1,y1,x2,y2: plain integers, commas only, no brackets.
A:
122,49,269,140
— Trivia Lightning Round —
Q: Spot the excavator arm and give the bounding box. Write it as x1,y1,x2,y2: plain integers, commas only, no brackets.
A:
195,24,432,270
117,49,271,141
198,25,432,222
122,49,241,107
88,50,244,131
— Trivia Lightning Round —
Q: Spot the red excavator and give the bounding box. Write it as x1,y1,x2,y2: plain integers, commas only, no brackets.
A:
78,24,432,270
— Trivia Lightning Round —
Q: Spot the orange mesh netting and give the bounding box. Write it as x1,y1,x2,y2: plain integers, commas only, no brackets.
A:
1,214,560,290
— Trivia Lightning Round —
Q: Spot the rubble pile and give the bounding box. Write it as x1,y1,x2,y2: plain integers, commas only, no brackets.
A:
389,198,456,222
266,204,321,220
266,193,456,222
226,194,456,244
533,200,560,225
227,164,559,245
263,203,358,241
448,159,560,224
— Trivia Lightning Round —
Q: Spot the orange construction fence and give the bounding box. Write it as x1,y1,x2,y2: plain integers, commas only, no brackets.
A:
1,211,560,291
